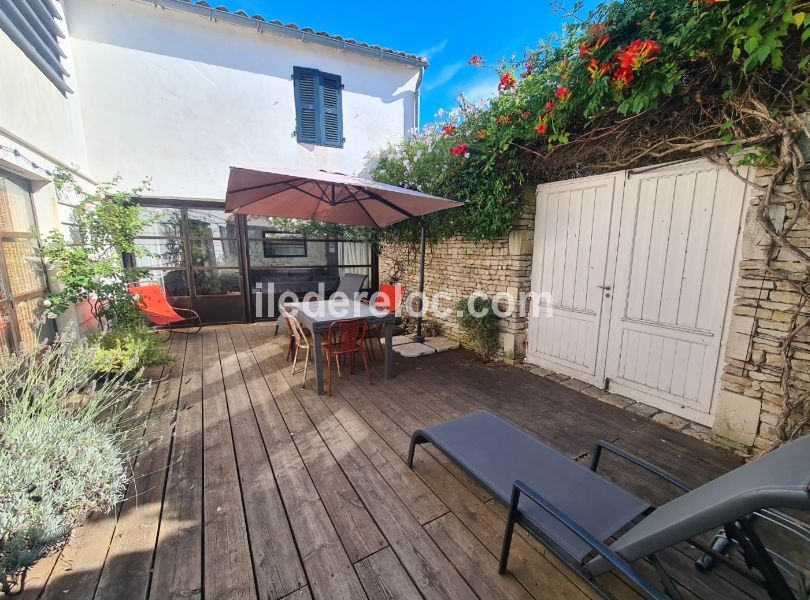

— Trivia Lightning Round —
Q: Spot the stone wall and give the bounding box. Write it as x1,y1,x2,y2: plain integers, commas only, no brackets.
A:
380,157,810,454
378,189,536,356
713,162,810,452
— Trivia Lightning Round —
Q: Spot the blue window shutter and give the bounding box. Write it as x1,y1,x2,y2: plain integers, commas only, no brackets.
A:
293,67,318,144
320,73,343,148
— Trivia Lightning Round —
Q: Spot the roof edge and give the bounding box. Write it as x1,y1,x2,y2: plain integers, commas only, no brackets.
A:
131,0,429,68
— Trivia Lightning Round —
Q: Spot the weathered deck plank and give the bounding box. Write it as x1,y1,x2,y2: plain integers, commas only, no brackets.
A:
243,326,387,565
95,335,187,600
262,335,479,600
354,548,422,600
149,333,204,600
200,328,256,600
39,364,165,600
23,323,780,600
235,326,368,600
217,329,306,599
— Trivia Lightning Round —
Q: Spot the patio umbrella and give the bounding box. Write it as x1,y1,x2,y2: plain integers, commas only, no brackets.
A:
224,166,462,342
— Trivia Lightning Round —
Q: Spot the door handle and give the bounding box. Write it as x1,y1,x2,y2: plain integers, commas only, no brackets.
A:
596,284,612,291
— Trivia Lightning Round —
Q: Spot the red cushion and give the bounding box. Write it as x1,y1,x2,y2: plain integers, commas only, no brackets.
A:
129,284,185,325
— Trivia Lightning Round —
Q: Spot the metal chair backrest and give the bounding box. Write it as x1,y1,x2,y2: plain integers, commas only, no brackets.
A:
376,283,404,312
284,310,310,350
327,318,366,354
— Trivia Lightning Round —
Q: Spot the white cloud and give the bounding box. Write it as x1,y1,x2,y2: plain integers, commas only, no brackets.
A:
416,39,448,59
424,61,466,91
457,73,498,104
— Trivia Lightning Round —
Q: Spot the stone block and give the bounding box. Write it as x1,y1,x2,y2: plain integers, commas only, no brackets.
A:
712,390,762,447
625,402,659,418
393,343,437,357
560,377,591,391
424,336,460,353
508,229,534,256
652,411,690,431
725,329,752,361
729,315,755,335
598,393,635,409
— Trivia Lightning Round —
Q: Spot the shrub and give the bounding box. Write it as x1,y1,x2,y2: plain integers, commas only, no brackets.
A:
0,339,144,594
39,170,154,330
88,326,173,375
457,295,500,361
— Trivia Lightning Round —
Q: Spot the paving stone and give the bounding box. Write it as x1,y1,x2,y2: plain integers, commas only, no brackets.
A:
579,386,609,399
388,335,412,346
424,336,460,353
560,378,591,392
525,364,553,377
598,393,635,409
545,372,570,383
652,411,690,431
624,402,660,418
393,343,437,357
681,424,714,444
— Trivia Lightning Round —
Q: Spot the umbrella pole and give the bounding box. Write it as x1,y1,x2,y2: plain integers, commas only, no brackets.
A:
413,219,426,343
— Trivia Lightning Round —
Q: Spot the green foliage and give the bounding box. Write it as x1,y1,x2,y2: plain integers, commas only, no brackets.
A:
88,326,173,375
371,0,808,241
457,295,501,361
0,338,143,594
481,0,807,141
373,99,526,242
40,170,154,329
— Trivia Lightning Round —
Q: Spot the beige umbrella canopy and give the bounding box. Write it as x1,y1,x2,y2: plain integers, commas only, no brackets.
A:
224,166,462,341
225,166,461,227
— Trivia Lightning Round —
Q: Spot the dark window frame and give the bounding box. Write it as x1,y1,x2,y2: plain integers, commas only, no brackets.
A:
262,231,308,258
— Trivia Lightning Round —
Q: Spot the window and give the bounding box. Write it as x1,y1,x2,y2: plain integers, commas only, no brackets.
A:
263,231,307,258
0,0,71,93
293,67,344,147
0,171,54,356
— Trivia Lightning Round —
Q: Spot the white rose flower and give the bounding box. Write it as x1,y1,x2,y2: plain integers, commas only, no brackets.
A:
43,299,52,307
46,312,57,320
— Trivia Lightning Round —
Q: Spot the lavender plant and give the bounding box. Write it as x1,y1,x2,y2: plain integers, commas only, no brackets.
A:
0,338,147,595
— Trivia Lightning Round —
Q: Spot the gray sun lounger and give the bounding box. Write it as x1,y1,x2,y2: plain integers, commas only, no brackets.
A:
407,410,810,600
334,272,367,297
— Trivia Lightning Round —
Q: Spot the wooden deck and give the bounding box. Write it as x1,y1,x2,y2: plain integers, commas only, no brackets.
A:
14,323,786,600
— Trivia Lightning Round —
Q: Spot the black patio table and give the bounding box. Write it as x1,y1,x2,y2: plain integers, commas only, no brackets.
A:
285,299,396,394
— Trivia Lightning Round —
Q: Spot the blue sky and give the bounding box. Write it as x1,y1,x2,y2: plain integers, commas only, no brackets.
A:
235,1,580,126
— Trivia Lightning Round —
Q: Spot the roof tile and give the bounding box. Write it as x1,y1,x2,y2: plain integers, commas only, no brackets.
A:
168,1,426,64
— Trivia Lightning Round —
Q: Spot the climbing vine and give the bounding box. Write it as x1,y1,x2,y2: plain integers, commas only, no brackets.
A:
372,0,810,444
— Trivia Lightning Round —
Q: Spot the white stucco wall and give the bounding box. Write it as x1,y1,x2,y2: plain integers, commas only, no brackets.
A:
64,0,420,199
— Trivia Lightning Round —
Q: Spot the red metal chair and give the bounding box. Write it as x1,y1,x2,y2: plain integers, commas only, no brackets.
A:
324,318,371,395
127,281,201,336
363,283,404,359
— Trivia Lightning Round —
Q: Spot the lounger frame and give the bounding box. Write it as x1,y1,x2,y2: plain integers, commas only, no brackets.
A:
408,426,809,600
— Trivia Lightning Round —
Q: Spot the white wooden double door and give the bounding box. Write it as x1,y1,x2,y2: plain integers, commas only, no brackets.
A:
527,160,748,424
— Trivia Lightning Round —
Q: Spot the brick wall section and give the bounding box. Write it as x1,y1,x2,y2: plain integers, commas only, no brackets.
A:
378,189,536,355
715,162,810,452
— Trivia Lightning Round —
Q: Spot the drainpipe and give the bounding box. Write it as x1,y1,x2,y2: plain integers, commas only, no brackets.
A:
413,65,424,134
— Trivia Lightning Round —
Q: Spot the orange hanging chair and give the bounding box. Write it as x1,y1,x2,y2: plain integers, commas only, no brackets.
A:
128,281,202,336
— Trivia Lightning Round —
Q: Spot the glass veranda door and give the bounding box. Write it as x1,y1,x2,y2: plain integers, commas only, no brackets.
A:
133,204,245,325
